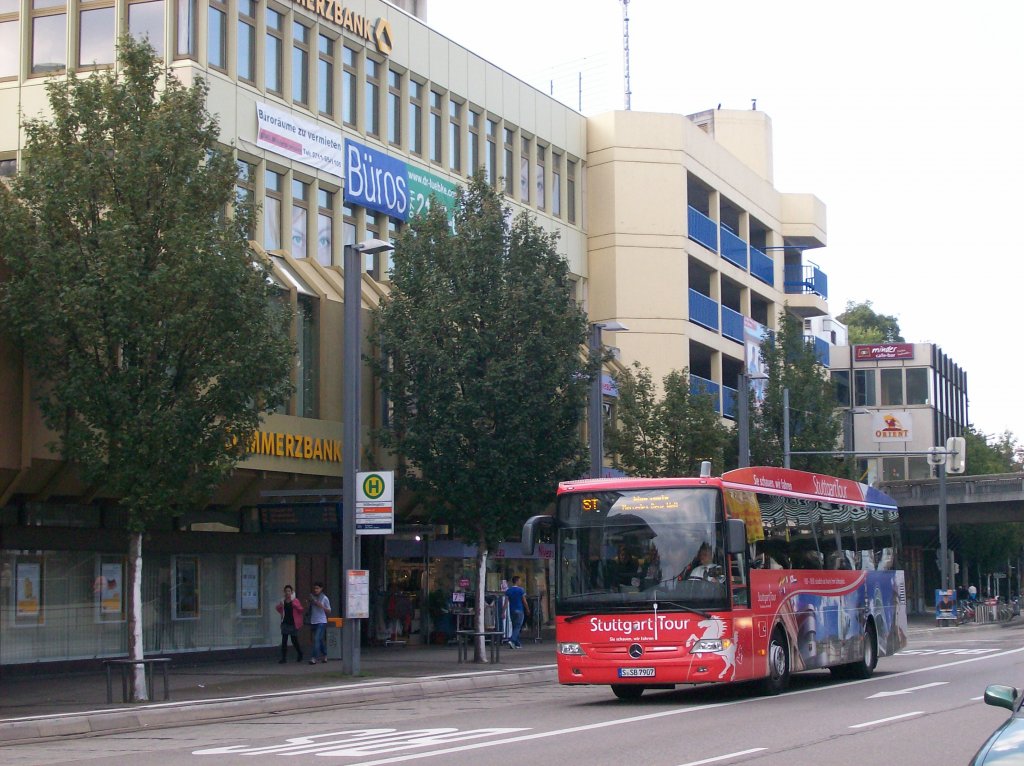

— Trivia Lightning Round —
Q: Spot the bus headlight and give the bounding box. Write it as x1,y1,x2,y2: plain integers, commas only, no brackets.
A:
558,642,584,655
689,637,732,654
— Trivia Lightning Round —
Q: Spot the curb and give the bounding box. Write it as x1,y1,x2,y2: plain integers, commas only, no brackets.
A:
0,666,557,747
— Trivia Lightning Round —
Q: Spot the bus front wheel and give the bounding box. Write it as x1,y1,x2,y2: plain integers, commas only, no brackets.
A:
761,629,790,695
611,684,645,700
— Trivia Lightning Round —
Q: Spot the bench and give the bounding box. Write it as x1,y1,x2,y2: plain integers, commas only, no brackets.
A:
102,657,172,703
456,630,503,663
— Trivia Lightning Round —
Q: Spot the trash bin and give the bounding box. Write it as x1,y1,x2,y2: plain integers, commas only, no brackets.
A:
325,617,344,660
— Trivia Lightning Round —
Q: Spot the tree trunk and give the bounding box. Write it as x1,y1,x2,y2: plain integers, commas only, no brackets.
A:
126,531,149,701
475,539,488,663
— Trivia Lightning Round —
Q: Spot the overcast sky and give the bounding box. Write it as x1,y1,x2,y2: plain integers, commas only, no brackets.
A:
426,0,1024,442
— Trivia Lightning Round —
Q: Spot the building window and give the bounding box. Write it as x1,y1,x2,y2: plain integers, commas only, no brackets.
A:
881,457,905,482
79,5,116,68
296,294,318,418
364,212,380,274
265,8,283,95
207,0,227,71
502,128,514,197
908,456,931,480
264,169,283,250
387,68,401,146
0,12,18,79
128,0,165,58
343,204,355,248
408,79,423,155
831,370,851,407
854,369,876,407
535,144,546,210
365,57,380,136
317,33,334,117
0,157,16,177
341,46,356,126
906,367,929,405
237,0,255,83
467,109,481,177
880,368,903,406
32,0,67,75
551,150,561,217
429,89,442,164
291,178,309,258
485,118,497,187
316,188,333,266
520,136,530,203
567,159,576,224
292,21,310,107
448,99,462,173
235,158,255,237
174,0,196,58
385,218,399,278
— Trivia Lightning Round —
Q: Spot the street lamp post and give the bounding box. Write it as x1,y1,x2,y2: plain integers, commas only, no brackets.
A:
737,371,768,468
342,238,393,676
588,321,628,480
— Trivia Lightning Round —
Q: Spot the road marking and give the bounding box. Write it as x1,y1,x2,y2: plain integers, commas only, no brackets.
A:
676,749,767,765
850,712,924,728
868,681,948,698
192,645,1024,764
900,648,1000,656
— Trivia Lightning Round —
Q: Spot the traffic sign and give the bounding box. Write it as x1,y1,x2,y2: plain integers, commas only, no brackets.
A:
355,470,394,535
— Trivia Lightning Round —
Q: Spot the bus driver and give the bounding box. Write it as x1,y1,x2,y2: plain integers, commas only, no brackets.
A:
687,543,724,583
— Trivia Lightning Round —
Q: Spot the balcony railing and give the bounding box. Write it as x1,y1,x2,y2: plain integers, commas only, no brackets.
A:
784,264,829,299
750,246,773,286
721,305,744,343
690,375,721,413
720,226,748,270
688,289,719,331
806,335,830,367
687,206,718,252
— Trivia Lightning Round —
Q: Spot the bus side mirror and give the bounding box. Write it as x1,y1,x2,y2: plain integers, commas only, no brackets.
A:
522,515,554,555
725,518,746,555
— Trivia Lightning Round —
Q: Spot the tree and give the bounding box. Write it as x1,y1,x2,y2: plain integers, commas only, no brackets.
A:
0,38,293,698
749,312,843,473
606,362,731,477
837,300,904,344
370,173,589,660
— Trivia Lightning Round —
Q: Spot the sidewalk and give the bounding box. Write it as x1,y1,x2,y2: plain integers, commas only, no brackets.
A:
1,614,1018,746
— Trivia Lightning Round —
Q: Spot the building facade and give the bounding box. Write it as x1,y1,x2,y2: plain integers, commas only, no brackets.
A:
0,0,840,665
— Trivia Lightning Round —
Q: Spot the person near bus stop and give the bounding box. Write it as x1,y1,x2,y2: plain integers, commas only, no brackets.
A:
306,582,332,664
505,576,530,649
275,585,304,663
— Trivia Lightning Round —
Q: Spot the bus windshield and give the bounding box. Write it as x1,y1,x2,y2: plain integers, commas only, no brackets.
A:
555,487,728,612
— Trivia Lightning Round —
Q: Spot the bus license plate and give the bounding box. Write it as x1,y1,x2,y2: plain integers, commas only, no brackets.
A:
618,667,655,678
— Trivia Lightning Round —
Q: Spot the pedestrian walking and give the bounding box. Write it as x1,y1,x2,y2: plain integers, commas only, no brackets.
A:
505,576,530,649
307,582,332,664
275,585,304,663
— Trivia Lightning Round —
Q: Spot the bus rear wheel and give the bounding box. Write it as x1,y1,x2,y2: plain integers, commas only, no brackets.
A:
761,628,790,695
833,622,877,680
611,684,645,700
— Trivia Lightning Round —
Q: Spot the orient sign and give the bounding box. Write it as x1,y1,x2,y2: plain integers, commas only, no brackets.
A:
854,343,914,360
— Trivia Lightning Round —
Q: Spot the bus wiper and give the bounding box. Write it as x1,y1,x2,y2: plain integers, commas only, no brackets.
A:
653,601,710,618
564,604,641,623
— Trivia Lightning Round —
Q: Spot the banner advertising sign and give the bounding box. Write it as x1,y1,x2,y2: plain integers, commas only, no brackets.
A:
854,343,915,361
743,317,769,404
256,102,344,177
344,138,459,227
872,410,913,442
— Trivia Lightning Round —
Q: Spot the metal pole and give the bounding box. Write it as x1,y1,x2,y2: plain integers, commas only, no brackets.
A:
342,243,361,675
588,323,603,480
782,388,791,469
938,461,949,591
737,372,749,468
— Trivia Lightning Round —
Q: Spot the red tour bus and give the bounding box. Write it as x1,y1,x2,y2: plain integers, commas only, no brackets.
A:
522,464,907,700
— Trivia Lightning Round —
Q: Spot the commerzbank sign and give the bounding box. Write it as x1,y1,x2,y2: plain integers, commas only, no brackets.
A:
289,0,393,55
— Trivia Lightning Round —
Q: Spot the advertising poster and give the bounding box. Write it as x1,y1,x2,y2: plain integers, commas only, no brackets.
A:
100,561,123,616
173,556,199,620
255,101,344,176
240,559,260,614
15,560,41,619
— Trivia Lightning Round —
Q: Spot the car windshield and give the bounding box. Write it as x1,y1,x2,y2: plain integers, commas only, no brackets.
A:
555,488,727,612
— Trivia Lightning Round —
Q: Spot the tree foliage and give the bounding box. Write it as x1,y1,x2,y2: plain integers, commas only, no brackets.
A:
606,362,731,477
749,312,843,473
0,37,294,529
837,300,904,344
370,173,590,550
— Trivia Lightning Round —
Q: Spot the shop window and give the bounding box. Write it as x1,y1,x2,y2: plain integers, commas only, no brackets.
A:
128,0,165,58
207,0,226,71
172,555,199,620
316,33,334,117
880,368,903,406
881,457,905,482
78,4,115,68
31,0,66,75
906,367,929,405
341,45,356,126
908,456,931,480
265,7,283,95
174,0,196,58
237,0,255,83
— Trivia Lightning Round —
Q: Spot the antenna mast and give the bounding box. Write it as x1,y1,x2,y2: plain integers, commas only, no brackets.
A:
621,0,631,110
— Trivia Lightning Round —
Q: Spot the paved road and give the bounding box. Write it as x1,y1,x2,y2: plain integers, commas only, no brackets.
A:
4,623,1022,765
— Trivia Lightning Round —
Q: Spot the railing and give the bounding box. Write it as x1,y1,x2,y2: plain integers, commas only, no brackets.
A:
690,375,721,413
784,263,829,299
722,384,738,419
806,335,830,367
687,206,718,252
749,246,773,286
721,305,744,343
720,226,748,270
688,289,719,331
